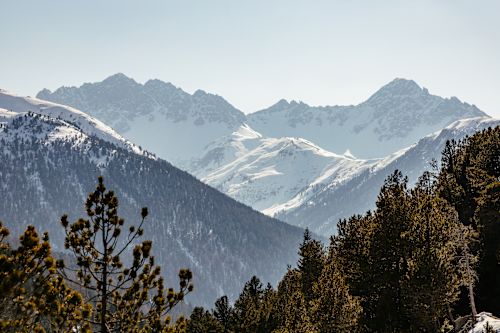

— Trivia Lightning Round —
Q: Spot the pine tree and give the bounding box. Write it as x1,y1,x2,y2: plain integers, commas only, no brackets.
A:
213,296,234,333
232,276,269,333
297,229,325,304
311,258,362,333
0,222,91,332
438,127,500,314
60,176,193,332
272,270,317,333
187,307,223,333
365,170,413,332
404,174,464,331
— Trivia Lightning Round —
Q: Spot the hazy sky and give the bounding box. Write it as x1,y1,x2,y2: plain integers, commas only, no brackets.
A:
1,0,499,116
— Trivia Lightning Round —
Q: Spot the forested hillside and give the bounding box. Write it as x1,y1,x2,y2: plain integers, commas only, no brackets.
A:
0,112,305,308
186,126,500,333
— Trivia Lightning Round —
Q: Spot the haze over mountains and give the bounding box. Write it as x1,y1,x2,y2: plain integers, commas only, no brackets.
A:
1,72,498,310
276,117,500,235
37,74,485,165
247,78,485,158
0,89,305,307
37,73,246,169
35,74,495,236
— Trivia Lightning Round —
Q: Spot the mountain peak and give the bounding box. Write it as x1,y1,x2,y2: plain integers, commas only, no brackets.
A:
369,78,424,99
102,73,136,85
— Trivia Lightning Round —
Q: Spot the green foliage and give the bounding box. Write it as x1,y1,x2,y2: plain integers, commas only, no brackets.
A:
61,176,193,332
297,229,325,304
437,127,500,314
0,222,91,332
232,276,277,333
311,258,362,333
404,175,464,331
213,296,235,332
273,269,317,333
187,307,223,333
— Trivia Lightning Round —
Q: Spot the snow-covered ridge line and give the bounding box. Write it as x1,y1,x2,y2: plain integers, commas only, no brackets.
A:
199,124,379,216
0,89,154,159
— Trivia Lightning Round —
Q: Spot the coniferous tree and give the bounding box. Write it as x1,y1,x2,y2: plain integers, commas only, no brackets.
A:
438,127,500,314
232,276,269,333
0,222,91,332
365,170,413,332
213,296,235,333
404,173,465,331
311,257,362,333
60,176,193,332
331,213,375,302
273,270,317,333
187,307,223,333
297,229,325,304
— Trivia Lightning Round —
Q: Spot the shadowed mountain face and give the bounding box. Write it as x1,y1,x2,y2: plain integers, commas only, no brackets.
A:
0,91,305,307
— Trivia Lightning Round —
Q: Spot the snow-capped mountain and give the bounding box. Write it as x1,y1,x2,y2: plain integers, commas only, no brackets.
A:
38,75,486,170
0,88,146,156
34,75,495,237
198,126,376,216
0,90,306,307
37,73,246,168
276,116,500,235
189,124,264,178
247,78,487,159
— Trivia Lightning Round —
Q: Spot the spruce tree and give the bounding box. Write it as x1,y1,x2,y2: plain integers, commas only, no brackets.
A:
60,176,193,332
331,213,375,301
232,276,269,333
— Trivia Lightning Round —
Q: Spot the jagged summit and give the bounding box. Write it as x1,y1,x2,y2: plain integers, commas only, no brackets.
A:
255,99,310,114
365,78,425,104
37,75,489,167
376,78,423,94
247,78,487,159
36,74,246,165
102,72,136,84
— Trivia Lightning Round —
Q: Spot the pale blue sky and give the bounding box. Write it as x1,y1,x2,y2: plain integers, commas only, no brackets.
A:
1,0,499,116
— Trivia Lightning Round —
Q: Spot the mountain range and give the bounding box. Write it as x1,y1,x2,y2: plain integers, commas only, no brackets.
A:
36,75,495,236
0,89,306,307
37,74,246,169
37,75,485,167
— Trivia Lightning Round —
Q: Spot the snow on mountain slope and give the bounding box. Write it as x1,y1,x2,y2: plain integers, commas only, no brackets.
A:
277,116,500,235
0,93,306,307
190,124,264,178
37,76,488,169
0,89,146,156
247,79,487,159
37,74,246,167
200,131,377,215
